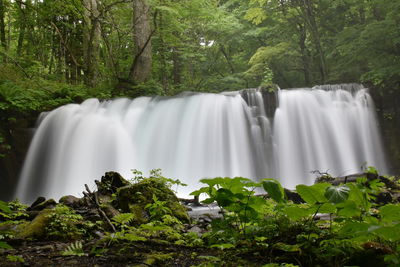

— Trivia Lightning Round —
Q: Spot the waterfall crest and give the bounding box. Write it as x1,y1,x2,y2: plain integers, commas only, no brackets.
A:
15,84,387,203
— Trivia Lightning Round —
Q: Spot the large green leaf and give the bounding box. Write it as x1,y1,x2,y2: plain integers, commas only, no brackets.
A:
0,200,11,213
336,200,361,218
372,224,400,241
283,206,312,221
215,188,235,207
379,204,400,223
296,183,330,204
324,185,350,204
262,179,284,203
339,222,370,238
347,183,370,210
0,241,13,249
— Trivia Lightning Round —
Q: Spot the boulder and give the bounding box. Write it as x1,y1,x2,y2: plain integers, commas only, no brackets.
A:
95,171,130,194
28,199,56,211
116,178,189,224
59,195,82,208
16,209,52,239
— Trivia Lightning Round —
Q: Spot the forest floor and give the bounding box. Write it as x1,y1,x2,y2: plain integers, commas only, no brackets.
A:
1,171,399,267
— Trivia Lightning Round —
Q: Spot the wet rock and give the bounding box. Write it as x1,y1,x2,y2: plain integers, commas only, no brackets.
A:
16,209,52,239
28,199,57,211
375,191,393,204
284,189,304,204
59,195,82,208
29,197,46,209
95,171,130,194
103,205,120,219
116,178,190,224
187,226,203,236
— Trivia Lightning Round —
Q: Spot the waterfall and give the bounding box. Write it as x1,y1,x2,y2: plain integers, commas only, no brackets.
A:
15,84,387,203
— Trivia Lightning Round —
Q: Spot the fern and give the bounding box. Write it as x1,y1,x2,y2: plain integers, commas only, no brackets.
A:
112,213,135,225
62,241,85,257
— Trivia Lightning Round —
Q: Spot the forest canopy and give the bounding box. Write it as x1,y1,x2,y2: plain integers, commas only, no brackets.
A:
0,0,398,99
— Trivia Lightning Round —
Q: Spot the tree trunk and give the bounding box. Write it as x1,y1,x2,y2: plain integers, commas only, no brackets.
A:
297,22,311,85
83,0,101,87
16,1,25,56
172,47,181,85
129,0,152,83
0,0,6,50
299,0,327,83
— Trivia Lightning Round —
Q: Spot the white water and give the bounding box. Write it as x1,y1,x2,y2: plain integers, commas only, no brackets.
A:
15,84,387,203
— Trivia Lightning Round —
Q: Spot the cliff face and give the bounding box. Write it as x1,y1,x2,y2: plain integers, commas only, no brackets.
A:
370,84,400,175
0,118,35,201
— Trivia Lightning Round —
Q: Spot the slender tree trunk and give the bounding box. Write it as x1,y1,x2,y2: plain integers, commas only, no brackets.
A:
83,0,101,87
298,22,311,85
158,12,168,93
172,47,181,85
129,0,152,83
0,0,6,50
16,0,26,56
299,0,327,83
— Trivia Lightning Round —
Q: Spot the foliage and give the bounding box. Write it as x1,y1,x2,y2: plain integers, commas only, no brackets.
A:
6,255,24,262
130,168,187,192
62,241,85,257
192,173,400,266
45,205,87,240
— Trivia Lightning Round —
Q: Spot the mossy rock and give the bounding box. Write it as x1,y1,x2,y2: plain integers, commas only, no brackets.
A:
16,209,52,239
116,178,189,223
96,171,130,194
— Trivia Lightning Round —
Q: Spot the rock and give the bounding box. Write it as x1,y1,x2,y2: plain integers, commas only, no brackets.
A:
284,188,304,204
28,199,57,211
375,191,393,204
103,205,120,219
29,197,46,209
95,171,130,194
116,178,190,224
16,209,52,239
59,195,82,208
187,226,203,236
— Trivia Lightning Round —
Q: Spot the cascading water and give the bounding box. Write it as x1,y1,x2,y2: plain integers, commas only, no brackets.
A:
15,84,387,203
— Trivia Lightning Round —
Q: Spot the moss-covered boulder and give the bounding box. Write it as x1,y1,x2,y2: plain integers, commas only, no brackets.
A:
59,195,83,208
95,171,130,194
116,178,189,224
16,209,52,239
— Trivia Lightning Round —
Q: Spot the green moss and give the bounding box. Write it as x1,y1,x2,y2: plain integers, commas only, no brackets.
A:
16,209,52,239
144,252,175,265
117,178,189,224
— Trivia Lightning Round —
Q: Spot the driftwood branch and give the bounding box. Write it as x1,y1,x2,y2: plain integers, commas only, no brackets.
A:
84,184,116,232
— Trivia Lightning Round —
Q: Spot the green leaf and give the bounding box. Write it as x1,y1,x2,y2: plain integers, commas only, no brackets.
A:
0,200,11,213
325,185,350,204
337,200,361,218
215,188,234,207
347,183,370,210
318,203,337,214
340,222,370,238
379,204,400,223
371,224,400,242
210,243,235,250
296,183,330,204
274,242,301,252
283,206,312,221
0,241,13,249
262,179,285,203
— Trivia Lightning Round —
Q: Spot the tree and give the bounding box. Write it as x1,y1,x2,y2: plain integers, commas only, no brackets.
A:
129,0,153,83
